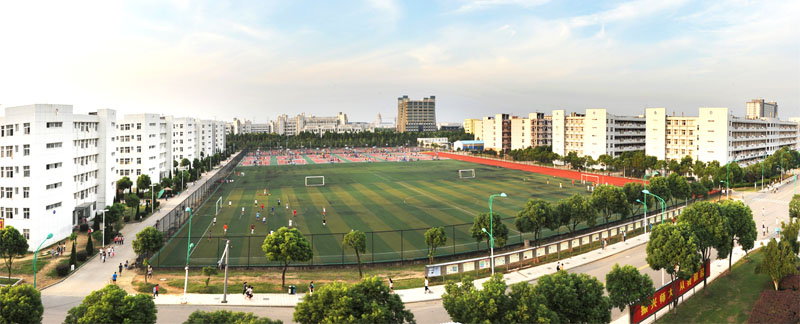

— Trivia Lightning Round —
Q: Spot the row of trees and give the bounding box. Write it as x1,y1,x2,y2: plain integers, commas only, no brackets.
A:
227,130,474,150
506,147,800,183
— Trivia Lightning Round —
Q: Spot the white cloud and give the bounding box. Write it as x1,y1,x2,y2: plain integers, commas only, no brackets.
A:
451,0,551,14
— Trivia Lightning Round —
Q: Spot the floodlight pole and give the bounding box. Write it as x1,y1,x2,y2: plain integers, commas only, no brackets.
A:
182,207,193,304
486,193,507,275
33,233,54,288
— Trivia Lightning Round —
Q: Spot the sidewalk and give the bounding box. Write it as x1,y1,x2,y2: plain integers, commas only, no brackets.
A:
151,229,652,306
41,153,241,297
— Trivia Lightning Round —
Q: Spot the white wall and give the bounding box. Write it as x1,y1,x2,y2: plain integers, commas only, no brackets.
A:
551,110,565,156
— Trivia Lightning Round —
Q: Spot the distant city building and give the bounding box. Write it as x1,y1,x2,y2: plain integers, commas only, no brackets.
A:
370,113,395,131
436,122,462,131
463,118,481,135
397,95,436,132
416,137,449,148
746,99,778,119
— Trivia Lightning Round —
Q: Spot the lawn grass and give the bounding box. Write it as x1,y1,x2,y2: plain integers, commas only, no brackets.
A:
656,248,770,324
153,159,603,267
10,258,51,275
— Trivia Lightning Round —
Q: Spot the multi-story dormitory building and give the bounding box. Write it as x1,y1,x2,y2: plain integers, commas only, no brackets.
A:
466,100,800,163
0,104,226,250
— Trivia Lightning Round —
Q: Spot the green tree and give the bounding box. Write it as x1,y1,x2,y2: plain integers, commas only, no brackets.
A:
717,200,757,271
470,212,509,249
293,276,414,324
645,222,701,311
262,227,313,288
442,274,557,324
132,227,164,284
64,284,156,324
424,227,447,264
591,185,627,225
514,199,552,247
559,194,597,233
790,194,800,219
647,176,671,207
125,194,140,220
622,182,645,216
534,270,611,324
202,266,218,288
0,226,29,281
116,176,133,203
0,284,43,324
605,264,655,312
690,181,707,199
184,310,282,324
85,232,94,255
342,230,366,278
666,173,690,206
781,220,800,256
677,201,726,288
755,238,799,290
136,174,151,197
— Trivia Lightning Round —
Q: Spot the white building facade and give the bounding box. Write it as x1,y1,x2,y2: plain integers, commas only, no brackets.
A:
116,114,172,184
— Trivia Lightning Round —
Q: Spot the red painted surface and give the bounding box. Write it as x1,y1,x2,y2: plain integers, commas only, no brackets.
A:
428,152,646,187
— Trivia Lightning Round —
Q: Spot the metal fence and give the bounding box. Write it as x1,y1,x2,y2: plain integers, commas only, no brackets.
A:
153,151,245,240
151,191,720,268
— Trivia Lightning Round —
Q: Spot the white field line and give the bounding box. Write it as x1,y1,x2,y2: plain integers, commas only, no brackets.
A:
188,214,215,259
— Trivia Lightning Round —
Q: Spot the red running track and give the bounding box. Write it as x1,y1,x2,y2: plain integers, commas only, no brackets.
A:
428,152,645,187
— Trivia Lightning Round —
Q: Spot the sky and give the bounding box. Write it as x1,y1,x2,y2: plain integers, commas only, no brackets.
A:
0,0,798,123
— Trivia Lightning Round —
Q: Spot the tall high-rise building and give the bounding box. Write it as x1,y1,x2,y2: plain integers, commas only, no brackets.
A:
397,95,436,132
746,99,778,119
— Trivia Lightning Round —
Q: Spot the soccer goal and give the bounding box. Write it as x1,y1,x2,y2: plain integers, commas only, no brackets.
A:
215,196,223,215
580,174,600,185
305,176,325,187
458,169,476,179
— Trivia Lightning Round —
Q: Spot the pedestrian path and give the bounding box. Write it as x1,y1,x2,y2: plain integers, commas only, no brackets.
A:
152,231,651,306
41,153,241,297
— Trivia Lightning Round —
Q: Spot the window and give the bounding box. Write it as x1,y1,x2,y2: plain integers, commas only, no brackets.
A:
137,123,142,130
23,144,30,156
23,123,30,134
46,162,62,170
46,142,62,149
23,166,30,177
23,229,29,240
23,208,29,219
23,187,29,198
46,202,61,210
4,187,12,199
46,182,62,190
46,122,63,128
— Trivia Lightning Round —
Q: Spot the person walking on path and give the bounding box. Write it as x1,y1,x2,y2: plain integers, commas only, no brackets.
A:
424,277,431,294
556,262,560,271
153,284,159,298
124,260,129,270
147,265,153,280
389,278,394,293
112,272,117,285
623,231,626,242
242,282,248,295
118,263,123,276
309,281,314,295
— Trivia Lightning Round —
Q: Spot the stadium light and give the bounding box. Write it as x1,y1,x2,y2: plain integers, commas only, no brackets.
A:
487,193,507,275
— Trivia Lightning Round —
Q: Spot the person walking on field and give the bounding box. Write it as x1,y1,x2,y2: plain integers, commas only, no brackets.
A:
213,216,216,226
293,209,297,217
251,224,255,234
224,224,228,235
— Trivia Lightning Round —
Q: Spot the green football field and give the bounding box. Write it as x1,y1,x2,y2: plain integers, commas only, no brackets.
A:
152,159,590,267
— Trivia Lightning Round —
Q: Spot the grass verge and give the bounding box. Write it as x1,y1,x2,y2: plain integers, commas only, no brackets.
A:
656,248,769,323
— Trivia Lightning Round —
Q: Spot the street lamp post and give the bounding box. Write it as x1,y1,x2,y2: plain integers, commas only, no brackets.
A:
780,151,786,182
182,207,194,304
643,172,658,224
486,193,507,275
33,233,54,288
642,190,666,224
101,208,109,247
636,199,648,235
481,228,494,275
761,160,765,191
725,159,737,200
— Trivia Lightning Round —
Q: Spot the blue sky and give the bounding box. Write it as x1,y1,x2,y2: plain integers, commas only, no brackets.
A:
0,0,797,123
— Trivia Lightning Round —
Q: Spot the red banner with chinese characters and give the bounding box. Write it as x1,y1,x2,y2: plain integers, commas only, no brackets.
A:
630,261,710,324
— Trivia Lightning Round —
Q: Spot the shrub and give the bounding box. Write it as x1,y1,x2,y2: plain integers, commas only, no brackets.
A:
56,264,70,277
779,273,800,291
124,215,131,223
747,290,800,323
79,223,89,232
76,251,87,262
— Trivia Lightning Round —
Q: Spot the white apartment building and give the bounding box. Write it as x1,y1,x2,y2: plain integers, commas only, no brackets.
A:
509,113,552,150
169,117,198,163
0,104,116,250
646,108,699,161
116,114,172,184
480,114,511,152
551,109,645,159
